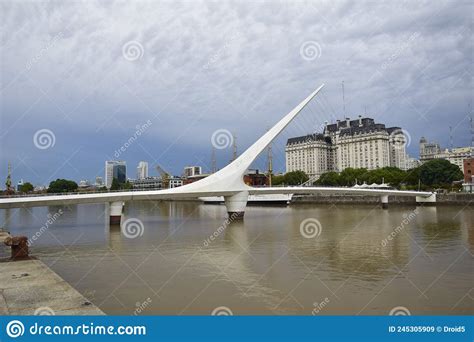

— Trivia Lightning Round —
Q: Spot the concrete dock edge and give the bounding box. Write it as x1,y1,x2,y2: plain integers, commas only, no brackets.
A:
0,259,105,316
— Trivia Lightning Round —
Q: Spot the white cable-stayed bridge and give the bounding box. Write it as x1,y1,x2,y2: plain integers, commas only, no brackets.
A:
0,84,435,224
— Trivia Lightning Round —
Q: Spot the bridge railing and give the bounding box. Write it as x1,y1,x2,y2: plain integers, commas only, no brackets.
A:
0,188,165,199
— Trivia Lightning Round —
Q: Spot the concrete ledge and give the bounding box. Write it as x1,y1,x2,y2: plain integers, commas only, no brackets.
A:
0,259,105,315
292,194,416,205
292,193,473,206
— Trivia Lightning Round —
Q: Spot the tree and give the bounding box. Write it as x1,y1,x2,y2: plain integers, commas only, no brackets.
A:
272,175,285,186
418,159,463,186
110,178,121,191
364,168,385,184
290,161,463,190
47,179,78,193
339,168,368,186
403,167,421,187
19,182,34,193
283,170,309,185
315,167,408,189
315,171,340,186
121,180,133,190
380,167,406,187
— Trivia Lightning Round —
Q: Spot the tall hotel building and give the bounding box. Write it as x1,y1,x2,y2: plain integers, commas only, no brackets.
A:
105,160,127,188
136,161,149,180
285,116,408,179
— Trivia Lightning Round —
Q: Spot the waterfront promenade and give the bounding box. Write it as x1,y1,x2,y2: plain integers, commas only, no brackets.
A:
0,259,104,315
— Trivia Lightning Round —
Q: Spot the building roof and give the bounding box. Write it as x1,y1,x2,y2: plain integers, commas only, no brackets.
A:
386,127,402,134
339,123,390,137
287,133,331,145
287,116,403,144
324,117,375,133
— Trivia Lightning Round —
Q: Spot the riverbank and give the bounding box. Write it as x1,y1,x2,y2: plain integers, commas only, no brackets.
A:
291,193,474,205
0,258,104,315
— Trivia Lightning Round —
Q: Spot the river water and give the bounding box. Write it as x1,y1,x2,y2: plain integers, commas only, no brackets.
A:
1,201,472,315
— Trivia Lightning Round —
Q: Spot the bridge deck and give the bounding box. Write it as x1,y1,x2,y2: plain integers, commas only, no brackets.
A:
0,187,434,209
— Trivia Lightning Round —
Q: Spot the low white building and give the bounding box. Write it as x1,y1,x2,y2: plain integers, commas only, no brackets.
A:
462,182,474,193
169,177,183,188
419,136,472,170
78,180,90,188
404,156,420,170
183,166,202,178
130,177,162,190
130,176,183,189
95,176,104,187
434,147,472,171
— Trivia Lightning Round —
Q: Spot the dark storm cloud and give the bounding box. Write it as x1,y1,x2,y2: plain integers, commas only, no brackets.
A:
0,0,472,185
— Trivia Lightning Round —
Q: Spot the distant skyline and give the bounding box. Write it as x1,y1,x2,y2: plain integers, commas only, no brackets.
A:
1,1,472,186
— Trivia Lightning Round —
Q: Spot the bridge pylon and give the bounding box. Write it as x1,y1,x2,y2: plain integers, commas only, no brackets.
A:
224,191,249,220
109,201,124,224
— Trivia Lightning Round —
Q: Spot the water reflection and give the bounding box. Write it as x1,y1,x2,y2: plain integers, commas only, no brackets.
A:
108,224,123,251
413,207,463,253
0,202,472,315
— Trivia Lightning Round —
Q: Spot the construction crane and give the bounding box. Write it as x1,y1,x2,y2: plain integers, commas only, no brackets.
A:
5,162,13,195
267,143,273,187
229,133,237,163
155,164,170,189
211,146,217,174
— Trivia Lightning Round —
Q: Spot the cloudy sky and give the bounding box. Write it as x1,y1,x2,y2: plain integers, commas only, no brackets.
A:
0,0,472,186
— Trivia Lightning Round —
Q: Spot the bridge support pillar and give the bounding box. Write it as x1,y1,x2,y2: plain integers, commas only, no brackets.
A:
416,193,436,206
224,191,248,220
381,195,389,209
109,201,124,225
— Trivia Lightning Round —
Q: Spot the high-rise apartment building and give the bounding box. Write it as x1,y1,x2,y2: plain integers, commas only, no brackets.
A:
419,137,441,162
95,176,104,187
136,161,149,180
105,160,126,188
